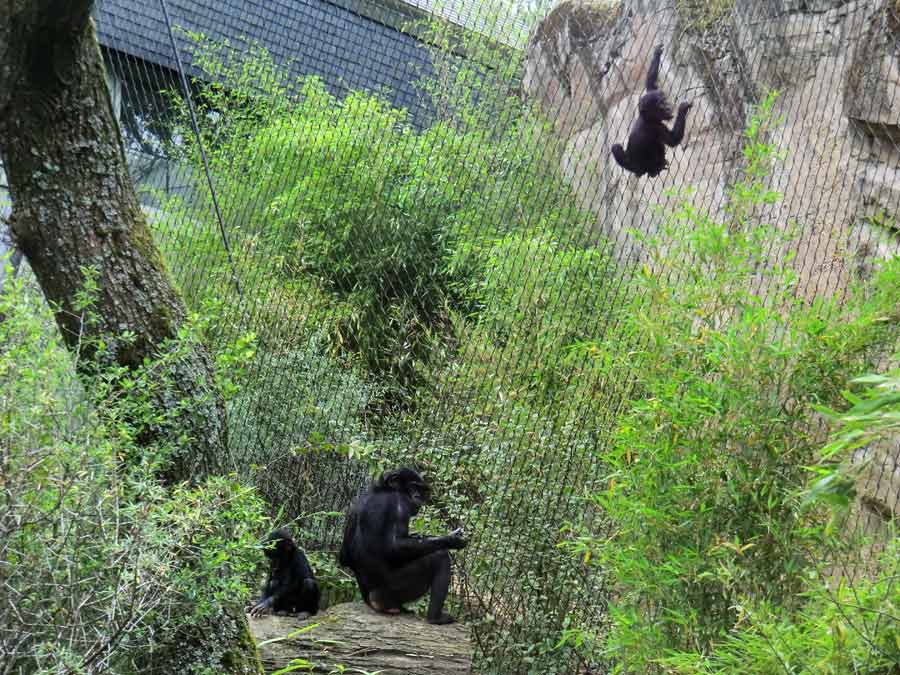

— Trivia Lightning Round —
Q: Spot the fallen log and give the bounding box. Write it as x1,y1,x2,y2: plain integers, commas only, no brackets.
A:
249,602,473,674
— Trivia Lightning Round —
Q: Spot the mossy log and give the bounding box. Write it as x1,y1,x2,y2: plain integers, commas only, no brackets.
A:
250,602,473,674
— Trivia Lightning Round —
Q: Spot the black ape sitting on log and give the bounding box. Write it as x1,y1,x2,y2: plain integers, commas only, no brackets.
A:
611,44,692,178
247,528,320,618
339,468,466,625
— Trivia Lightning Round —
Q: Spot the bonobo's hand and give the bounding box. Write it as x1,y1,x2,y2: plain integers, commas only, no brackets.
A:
248,598,273,618
678,101,693,112
443,528,467,550
653,44,664,57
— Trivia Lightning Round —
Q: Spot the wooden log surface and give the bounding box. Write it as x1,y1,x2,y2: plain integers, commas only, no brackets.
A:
249,602,473,674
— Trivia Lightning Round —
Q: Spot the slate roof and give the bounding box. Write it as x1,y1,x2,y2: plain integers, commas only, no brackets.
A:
93,0,439,121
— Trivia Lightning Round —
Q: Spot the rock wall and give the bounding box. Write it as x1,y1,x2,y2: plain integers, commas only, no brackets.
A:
523,0,900,299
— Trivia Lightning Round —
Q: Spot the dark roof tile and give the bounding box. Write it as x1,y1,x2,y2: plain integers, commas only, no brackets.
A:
93,0,437,122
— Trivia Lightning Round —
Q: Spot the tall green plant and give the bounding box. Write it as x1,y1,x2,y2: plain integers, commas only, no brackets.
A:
562,92,900,671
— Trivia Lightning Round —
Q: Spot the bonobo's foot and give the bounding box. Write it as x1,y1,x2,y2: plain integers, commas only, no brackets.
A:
274,610,290,617
427,612,456,625
295,611,311,620
368,598,402,615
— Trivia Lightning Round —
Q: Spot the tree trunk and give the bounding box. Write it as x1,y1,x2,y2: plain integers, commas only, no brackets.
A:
0,4,259,674
0,0,229,481
251,603,474,674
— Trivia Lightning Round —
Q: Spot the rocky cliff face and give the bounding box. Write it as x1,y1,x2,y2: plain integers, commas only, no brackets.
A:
524,0,900,296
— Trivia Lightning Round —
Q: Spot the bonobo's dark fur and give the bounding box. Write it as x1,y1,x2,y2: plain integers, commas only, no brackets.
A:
611,44,692,178
339,468,466,625
247,528,320,618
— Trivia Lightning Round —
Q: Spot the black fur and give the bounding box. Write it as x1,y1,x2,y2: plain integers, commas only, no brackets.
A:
611,45,692,178
247,528,320,617
339,468,466,625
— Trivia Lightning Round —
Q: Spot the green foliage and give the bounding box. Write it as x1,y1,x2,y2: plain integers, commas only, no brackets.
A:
463,231,610,407
660,538,900,674
0,268,267,674
807,358,900,509
563,93,900,671
215,329,258,399
159,36,593,403
677,0,734,31
229,334,377,462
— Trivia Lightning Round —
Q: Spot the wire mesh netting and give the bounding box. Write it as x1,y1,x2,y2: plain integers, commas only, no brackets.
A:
9,0,897,671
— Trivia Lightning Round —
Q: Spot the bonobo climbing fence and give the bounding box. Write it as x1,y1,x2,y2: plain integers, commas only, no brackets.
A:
93,0,900,671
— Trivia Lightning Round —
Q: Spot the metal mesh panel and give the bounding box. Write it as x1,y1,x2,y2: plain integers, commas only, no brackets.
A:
87,0,900,672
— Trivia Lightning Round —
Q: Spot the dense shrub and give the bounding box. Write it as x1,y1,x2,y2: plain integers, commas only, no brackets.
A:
0,268,267,674
158,37,594,403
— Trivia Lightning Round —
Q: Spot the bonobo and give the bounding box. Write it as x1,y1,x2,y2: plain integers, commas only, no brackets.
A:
247,528,320,618
339,468,466,625
611,44,692,178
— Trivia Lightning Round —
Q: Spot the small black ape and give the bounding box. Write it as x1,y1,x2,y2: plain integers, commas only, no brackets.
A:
247,528,320,618
611,44,692,178
339,468,466,625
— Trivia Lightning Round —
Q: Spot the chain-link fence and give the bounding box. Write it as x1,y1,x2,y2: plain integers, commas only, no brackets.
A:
84,0,900,672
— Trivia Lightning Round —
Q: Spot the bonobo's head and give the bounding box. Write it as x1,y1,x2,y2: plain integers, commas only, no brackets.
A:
263,528,296,560
639,89,674,122
376,468,431,513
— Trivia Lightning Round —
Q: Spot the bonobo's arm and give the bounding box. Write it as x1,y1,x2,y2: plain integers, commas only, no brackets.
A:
249,593,274,616
611,144,633,173
645,44,664,92
386,531,465,565
385,506,465,565
249,572,281,616
664,101,692,147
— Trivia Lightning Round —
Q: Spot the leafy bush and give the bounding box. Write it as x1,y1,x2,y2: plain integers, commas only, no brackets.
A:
228,333,378,462
463,231,611,408
810,357,900,506
661,358,900,674
0,268,267,674
661,536,900,674
158,36,594,403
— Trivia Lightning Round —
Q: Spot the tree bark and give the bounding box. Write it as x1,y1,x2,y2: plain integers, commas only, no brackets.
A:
0,0,229,480
250,602,473,674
